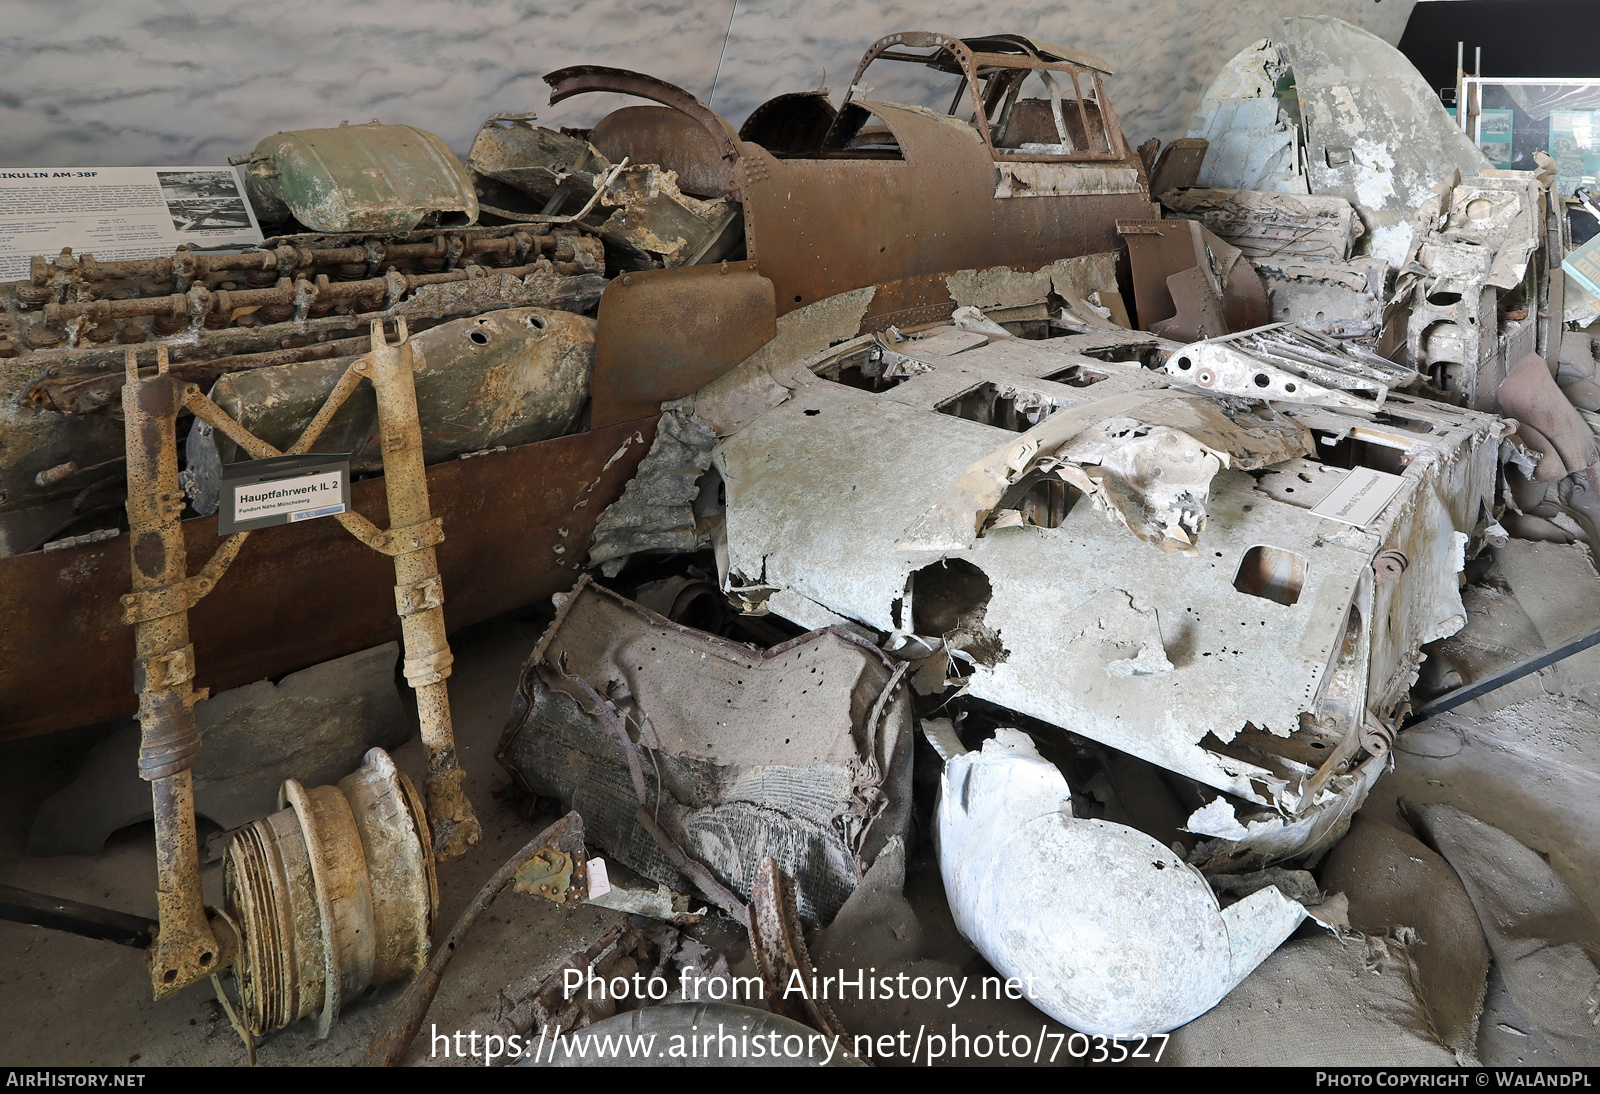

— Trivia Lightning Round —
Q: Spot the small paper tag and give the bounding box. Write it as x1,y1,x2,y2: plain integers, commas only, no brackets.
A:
586,857,611,899
1309,466,1405,527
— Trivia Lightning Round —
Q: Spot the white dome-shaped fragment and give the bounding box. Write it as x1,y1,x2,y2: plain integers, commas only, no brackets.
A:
936,728,1305,1038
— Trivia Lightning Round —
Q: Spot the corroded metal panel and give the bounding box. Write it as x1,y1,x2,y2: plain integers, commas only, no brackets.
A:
590,263,776,428
0,419,655,740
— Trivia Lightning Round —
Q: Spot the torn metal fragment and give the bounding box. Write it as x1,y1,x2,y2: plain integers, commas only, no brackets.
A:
1283,16,1490,268
497,577,912,926
1161,188,1363,263
1165,323,1417,409
692,303,1502,855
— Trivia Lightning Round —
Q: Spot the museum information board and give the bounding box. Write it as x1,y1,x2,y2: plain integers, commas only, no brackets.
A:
0,165,262,280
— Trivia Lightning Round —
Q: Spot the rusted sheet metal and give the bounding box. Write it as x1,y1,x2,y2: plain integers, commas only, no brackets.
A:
593,163,738,270
1117,217,1267,334
738,92,837,154
1154,266,1231,342
545,66,743,193
467,117,610,209
546,36,1151,321
589,106,734,199
1147,138,1208,195
0,418,655,741
590,262,776,428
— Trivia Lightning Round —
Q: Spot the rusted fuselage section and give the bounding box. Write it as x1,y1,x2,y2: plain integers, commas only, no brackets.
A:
734,104,1148,329
546,30,1154,330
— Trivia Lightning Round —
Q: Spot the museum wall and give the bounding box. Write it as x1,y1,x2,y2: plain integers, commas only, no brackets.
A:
1,0,1415,168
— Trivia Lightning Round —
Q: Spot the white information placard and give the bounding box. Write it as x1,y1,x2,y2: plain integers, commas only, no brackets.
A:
1309,466,1406,527
233,470,346,526
217,453,351,534
0,166,262,281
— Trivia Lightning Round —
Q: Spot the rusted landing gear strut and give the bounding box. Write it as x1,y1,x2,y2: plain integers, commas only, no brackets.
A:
120,318,480,1004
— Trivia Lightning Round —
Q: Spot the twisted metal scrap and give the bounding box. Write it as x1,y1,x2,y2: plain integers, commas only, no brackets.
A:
747,858,849,1040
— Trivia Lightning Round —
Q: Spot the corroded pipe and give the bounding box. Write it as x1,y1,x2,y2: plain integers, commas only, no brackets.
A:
32,232,539,287
365,319,481,858
121,344,233,997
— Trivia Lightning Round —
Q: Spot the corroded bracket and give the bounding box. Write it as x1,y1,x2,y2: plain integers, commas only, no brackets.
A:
748,859,849,1039
119,575,216,625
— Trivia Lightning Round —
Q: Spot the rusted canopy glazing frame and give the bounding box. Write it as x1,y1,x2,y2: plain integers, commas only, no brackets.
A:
832,30,1130,163
121,318,479,1000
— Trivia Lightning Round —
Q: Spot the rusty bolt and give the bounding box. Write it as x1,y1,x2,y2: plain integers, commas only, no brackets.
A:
35,461,78,487
1372,549,1410,583
622,275,633,286
0,339,16,358
116,325,147,344
25,325,65,348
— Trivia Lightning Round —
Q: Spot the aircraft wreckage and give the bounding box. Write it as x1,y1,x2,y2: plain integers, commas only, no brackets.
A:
4,16,1598,1061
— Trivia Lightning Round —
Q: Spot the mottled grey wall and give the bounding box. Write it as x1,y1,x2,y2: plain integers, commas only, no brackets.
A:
0,0,1416,168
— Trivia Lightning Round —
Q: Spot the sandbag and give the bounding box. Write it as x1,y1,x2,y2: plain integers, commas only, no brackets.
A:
1405,800,1600,1065
1158,932,1459,1066
1322,814,1489,1060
